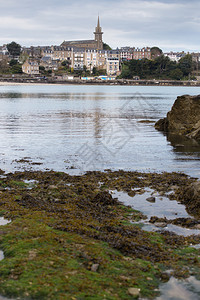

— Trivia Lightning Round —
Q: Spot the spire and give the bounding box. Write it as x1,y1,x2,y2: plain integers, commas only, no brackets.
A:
95,15,102,33
94,15,103,49
97,15,100,30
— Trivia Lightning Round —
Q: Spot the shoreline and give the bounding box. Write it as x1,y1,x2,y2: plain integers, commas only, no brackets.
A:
1,78,200,87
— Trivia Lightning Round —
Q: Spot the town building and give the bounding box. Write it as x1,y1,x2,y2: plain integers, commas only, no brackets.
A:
119,47,151,61
40,56,59,71
132,47,151,60
61,16,103,50
164,52,186,62
22,60,40,75
106,57,120,76
120,47,133,61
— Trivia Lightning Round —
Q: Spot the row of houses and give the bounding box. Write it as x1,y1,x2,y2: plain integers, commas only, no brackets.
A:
2,44,200,77
22,46,121,76
163,51,200,63
21,46,153,76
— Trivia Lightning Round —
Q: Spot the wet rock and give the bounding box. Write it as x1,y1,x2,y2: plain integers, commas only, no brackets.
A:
170,185,179,191
91,264,99,272
160,272,170,282
155,118,168,131
49,185,58,190
150,216,200,229
155,222,167,228
128,287,140,297
177,181,200,216
92,191,118,206
171,217,200,228
18,194,41,208
146,196,156,203
155,95,200,142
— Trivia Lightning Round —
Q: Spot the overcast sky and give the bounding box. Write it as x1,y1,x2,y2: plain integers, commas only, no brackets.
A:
0,0,199,52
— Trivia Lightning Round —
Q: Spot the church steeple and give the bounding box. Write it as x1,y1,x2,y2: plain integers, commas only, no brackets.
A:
94,16,103,49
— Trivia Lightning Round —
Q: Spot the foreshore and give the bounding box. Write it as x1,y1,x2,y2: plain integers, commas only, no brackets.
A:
0,169,199,299
1,77,200,87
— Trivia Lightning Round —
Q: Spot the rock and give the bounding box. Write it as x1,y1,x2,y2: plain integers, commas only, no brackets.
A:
49,185,58,190
128,287,140,297
91,264,99,272
28,249,37,260
154,222,167,228
155,118,168,131
155,95,200,142
119,275,131,281
146,196,156,203
177,180,200,216
92,191,118,206
170,185,179,191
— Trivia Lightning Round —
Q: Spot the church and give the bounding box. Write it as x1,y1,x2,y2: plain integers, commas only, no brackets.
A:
61,16,103,50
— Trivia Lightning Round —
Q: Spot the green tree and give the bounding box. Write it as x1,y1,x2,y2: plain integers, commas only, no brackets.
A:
120,55,178,80
178,54,193,77
103,43,112,50
170,68,183,80
151,47,163,59
19,52,29,64
119,63,130,78
61,60,70,68
9,59,18,67
92,67,98,75
39,66,45,73
11,64,22,74
7,41,21,58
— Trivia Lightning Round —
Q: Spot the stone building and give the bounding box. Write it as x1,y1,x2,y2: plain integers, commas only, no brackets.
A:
22,60,39,75
61,16,103,50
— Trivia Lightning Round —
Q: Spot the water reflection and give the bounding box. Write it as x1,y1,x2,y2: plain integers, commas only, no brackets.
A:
157,276,200,300
0,85,199,177
167,133,200,153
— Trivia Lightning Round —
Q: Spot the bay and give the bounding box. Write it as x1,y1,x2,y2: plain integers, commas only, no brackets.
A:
0,84,199,177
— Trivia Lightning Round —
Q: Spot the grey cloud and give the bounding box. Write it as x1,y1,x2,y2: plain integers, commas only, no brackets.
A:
0,0,199,52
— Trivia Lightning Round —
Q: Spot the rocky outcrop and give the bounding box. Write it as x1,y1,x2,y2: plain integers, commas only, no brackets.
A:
176,181,200,217
155,95,200,142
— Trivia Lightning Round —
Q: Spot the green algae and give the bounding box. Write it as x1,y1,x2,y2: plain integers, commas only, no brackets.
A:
0,170,199,299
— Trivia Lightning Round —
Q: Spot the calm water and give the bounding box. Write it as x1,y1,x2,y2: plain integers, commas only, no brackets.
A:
0,84,200,177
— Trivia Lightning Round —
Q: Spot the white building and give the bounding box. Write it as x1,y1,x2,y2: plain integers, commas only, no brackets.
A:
106,57,120,76
164,52,185,62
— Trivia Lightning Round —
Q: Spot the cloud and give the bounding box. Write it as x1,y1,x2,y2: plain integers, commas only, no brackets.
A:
0,0,199,52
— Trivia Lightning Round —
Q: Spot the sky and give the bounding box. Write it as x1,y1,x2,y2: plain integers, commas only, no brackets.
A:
0,0,200,52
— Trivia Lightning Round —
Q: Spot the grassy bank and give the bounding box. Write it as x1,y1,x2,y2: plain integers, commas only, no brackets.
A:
0,170,199,299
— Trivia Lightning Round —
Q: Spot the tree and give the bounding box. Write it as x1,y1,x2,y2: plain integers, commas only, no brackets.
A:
19,52,29,64
11,64,22,74
178,54,193,77
0,60,9,73
61,60,70,67
103,43,112,50
7,41,21,58
151,47,163,59
170,68,183,80
9,59,18,67
92,67,98,75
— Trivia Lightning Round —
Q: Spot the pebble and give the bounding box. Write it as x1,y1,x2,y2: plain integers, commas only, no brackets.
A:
91,264,99,272
128,287,140,297
146,196,156,203
155,222,167,228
